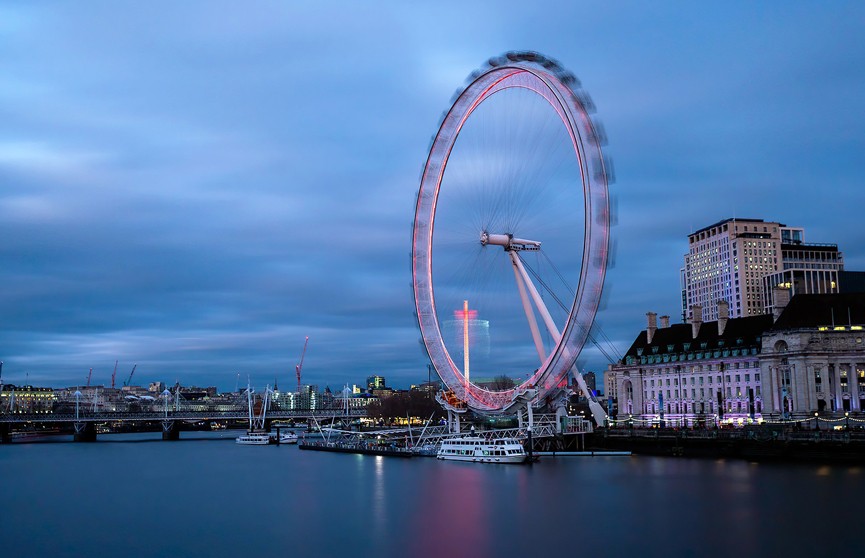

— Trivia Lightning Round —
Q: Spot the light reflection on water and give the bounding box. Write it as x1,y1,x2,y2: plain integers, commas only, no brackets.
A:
1,432,861,558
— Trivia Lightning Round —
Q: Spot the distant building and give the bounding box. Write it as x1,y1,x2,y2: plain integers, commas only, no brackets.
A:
175,386,217,400
582,371,597,394
411,380,442,394
334,391,378,411
0,385,55,414
371,387,395,399
366,376,386,390
273,384,321,410
120,385,149,397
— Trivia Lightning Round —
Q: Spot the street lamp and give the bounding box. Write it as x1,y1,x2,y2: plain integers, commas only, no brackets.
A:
845,411,850,430
814,412,819,431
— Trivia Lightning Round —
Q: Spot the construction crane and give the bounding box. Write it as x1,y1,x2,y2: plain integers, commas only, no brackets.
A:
86,368,93,388
295,337,309,394
123,364,137,387
110,360,118,389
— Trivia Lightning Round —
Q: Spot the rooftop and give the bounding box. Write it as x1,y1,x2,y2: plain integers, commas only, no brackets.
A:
690,217,776,238
622,314,774,366
771,293,865,330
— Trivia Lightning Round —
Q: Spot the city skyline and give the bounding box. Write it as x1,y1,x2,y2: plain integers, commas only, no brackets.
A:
2,2,865,391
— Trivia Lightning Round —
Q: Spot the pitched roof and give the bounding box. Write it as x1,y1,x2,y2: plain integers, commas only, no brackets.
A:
771,293,865,330
622,314,773,363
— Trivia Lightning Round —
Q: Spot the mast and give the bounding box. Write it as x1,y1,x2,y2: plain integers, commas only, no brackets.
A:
246,380,254,431
463,300,470,383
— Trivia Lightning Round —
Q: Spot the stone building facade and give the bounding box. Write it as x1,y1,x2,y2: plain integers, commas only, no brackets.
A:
606,292,865,425
761,292,865,416
605,300,770,426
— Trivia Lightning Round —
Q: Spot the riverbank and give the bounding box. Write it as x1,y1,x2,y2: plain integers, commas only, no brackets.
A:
588,428,865,463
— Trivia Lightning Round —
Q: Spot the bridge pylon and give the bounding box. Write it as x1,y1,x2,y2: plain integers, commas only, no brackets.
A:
161,420,180,441
73,422,97,442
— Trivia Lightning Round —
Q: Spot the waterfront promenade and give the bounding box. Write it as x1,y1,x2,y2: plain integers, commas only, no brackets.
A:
591,424,865,462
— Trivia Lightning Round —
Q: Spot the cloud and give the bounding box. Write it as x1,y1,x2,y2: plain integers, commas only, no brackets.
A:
2,1,864,392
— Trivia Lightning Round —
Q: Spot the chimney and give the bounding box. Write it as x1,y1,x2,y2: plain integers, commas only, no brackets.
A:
659,315,670,329
691,305,703,339
717,300,729,336
772,287,791,322
646,312,658,344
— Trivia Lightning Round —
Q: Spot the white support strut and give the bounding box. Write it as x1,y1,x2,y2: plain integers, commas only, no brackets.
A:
484,231,609,427
512,260,547,363
509,250,560,342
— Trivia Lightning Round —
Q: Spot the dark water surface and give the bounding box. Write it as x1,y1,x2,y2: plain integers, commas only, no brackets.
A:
2,432,862,558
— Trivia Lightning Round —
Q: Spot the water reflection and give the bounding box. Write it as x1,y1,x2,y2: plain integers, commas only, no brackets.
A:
1,436,862,558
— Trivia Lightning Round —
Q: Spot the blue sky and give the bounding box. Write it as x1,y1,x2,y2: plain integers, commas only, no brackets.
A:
2,1,864,391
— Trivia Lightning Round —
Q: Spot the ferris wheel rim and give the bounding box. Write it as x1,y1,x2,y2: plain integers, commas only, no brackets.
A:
411,51,610,414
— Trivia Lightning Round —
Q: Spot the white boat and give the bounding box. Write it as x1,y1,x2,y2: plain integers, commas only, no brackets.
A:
236,381,276,446
437,435,531,464
278,432,298,444
235,432,273,445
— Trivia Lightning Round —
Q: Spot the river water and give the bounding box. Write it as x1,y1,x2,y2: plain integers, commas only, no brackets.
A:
1,431,862,558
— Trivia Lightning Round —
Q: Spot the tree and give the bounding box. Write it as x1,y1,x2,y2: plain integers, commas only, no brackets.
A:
366,391,445,421
489,375,515,391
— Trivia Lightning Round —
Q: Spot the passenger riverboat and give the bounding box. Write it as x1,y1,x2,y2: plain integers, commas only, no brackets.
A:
235,432,273,445
437,436,531,464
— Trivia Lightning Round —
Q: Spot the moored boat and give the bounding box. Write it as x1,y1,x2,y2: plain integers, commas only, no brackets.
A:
235,381,279,446
437,435,532,464
235,432,273,445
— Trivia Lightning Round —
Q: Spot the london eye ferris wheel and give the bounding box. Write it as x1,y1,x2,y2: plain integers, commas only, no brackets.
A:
411,51,612,416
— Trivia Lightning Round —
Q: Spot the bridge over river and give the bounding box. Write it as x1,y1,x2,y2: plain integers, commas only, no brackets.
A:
0,406,367,443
